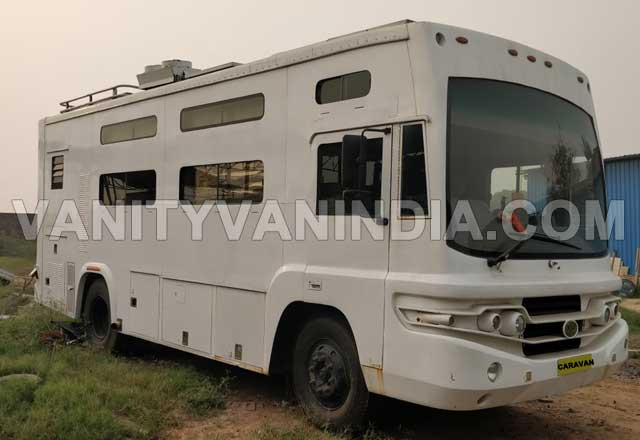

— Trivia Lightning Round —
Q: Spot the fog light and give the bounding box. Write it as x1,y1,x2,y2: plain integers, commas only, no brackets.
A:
478,311,502,332
487,362,502,382
500,311,526,337
562,320,579,338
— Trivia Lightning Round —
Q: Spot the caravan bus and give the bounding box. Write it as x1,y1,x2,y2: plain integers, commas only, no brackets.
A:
34,20,628,428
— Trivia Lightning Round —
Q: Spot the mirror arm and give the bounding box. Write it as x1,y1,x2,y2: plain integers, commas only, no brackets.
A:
360,127,391,137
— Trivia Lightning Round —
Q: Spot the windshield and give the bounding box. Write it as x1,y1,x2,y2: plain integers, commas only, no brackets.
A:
446,78,607,259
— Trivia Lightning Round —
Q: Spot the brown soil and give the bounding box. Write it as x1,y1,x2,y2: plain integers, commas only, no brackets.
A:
623,299,640,314
163,359,640,439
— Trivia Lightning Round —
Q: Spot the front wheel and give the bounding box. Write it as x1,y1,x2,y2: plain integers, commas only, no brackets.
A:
292,315,369,430
82,279,117,350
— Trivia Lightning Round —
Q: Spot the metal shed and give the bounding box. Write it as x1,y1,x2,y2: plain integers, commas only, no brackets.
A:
605,154,640,274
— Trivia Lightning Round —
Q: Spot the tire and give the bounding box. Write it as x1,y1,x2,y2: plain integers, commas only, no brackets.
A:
82,279,117,350
292,315,369,430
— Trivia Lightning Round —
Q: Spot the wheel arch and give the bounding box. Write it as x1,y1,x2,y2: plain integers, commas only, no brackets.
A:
75,263,115,320
268,301,358,376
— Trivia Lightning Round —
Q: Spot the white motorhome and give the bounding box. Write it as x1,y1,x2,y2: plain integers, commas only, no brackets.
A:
36,20,628,428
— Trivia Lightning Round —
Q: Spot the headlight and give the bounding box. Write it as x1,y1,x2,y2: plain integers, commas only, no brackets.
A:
477,311,502,332
610,303,619,319
592,305,611,326
500,311,526,337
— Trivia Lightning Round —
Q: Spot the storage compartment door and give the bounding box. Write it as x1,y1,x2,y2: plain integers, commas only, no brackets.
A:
128,272,160,339
161,280,214,354
214,288,265,368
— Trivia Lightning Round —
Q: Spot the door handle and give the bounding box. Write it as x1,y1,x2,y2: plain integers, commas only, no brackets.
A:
376,217,389,226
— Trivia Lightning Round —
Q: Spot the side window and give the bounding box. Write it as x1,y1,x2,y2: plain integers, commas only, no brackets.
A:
181,94,265,132
180,160,264,204
316,71,371,104
100,116,157,145
51,155,64,190
400,124,428,216
99,170,156,205
316,138,382,217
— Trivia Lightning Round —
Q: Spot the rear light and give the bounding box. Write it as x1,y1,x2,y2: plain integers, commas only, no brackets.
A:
577,76,585,84
508,49,518,57
527,55,537,63
456,36,469,45
544,61,553,68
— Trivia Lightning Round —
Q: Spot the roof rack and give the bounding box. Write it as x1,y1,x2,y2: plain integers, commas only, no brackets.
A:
59,84,140,114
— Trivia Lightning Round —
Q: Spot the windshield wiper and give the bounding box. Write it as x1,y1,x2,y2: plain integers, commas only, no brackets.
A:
487,233,581,268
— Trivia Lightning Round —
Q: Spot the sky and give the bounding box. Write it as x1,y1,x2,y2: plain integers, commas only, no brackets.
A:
0,0,638,213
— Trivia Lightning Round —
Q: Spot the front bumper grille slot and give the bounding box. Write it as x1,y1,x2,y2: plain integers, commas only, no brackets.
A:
523,338,581,356
522,295,581,316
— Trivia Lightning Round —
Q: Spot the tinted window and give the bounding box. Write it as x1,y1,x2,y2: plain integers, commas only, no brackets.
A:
316,71,371,104
99,170,156,205
400,124,428,216
100,116,157,145
180,160,264,204
51,155,64,190
181,94,265,132
447,78,607,258
317,138,382,216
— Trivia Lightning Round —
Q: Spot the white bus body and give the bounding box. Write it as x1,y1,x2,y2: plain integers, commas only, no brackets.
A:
36,20,628,423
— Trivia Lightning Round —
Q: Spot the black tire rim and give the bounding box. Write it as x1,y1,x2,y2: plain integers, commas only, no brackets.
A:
307,339,350,410
90,297,109,340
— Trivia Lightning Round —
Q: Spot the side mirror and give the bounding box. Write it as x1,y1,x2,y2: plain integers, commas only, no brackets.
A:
342,134,365,189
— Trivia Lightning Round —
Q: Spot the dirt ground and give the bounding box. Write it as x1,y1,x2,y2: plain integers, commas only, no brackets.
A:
162,359,640,440
623,299,640,314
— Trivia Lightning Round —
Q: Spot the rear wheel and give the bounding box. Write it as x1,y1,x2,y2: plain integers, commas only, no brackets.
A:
82,279,117,350
292,315,368,430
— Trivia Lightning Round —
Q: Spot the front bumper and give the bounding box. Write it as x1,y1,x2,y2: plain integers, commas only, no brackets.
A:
376,319,628,410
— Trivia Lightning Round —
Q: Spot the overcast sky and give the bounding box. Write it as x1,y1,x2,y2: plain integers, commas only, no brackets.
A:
0,0,638,213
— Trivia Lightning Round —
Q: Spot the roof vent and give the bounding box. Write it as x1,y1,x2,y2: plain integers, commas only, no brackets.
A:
137,59,200,89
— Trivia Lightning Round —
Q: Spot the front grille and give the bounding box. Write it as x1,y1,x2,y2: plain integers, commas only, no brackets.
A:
522,295,581,316
524,322,564,338
521,295,583,357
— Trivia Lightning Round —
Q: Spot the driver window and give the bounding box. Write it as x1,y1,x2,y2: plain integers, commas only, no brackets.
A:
317,138,382,217
400,123,428,217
